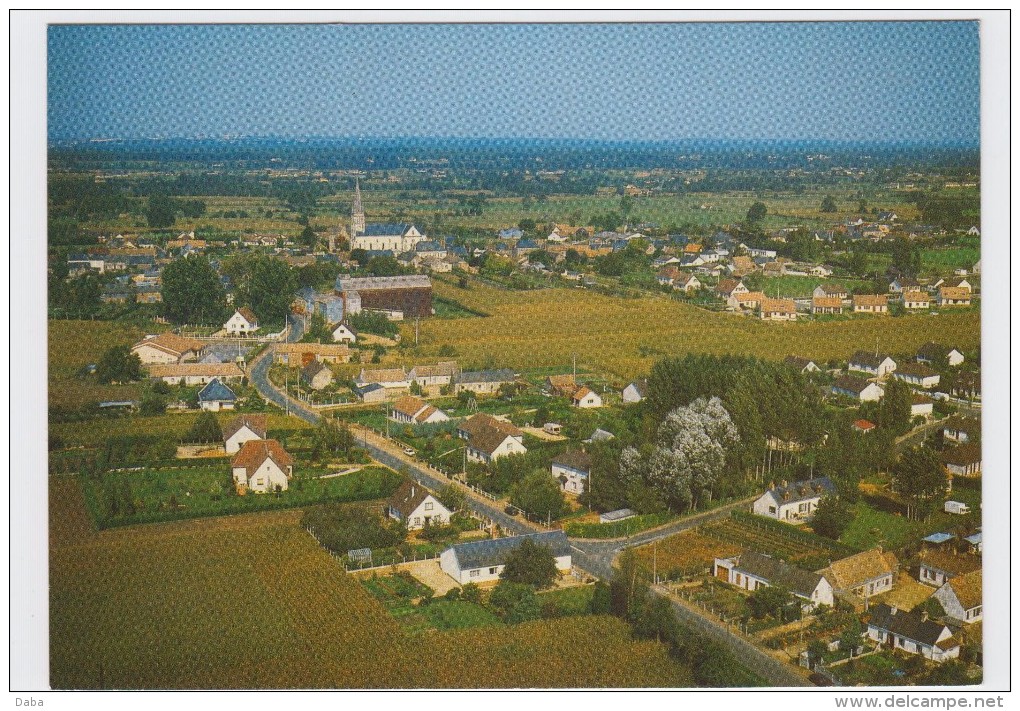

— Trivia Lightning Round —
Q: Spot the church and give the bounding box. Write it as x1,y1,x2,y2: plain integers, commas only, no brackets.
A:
349,180,428,254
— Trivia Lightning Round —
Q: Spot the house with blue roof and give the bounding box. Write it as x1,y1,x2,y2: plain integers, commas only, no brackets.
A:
439,531,572,584
198,378,237,412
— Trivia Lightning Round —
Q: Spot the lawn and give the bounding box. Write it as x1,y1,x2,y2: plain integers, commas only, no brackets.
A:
411,276,980,382
759,275,863,299
538,585,596,617
565,512,675,539
49,319,148,408
839,489,983,551
79,465,403,529
50,477,694,689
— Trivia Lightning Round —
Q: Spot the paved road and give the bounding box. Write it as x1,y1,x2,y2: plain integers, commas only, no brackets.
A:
249,328,808,686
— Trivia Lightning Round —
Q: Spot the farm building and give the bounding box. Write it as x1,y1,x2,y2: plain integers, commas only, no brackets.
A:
131,332,206,365
934,570,982,624
752,477,836,523
386,481,452,530
197,378,237,412
832,375,884,402
848,351,897,378
453,369,516,396
335,274,433,319
713,551,834,610
439,531,572,585
390,396,449,425
408,361,459,389
550,451,592,495
223,414,267,454
223,307,259,336
148,362,245,386
231,439,294,494
821,548,898,601
865,604,961,663
274,343,351,366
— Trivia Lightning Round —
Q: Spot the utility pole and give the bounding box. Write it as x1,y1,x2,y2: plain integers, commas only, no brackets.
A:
415,317,420,346
653,541,658,584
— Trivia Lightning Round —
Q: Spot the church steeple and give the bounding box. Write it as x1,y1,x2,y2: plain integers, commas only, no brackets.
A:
351,178,365,236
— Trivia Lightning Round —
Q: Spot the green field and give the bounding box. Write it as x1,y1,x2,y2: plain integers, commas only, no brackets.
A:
760,275,863,299
49,319,148,408
838,486,983,550
408,276,981,382
50,478,694,689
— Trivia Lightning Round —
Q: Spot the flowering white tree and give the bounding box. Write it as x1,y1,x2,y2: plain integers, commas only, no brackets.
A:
623,397,739,512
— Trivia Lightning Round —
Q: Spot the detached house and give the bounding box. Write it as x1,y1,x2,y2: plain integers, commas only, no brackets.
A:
223,307,260,336
918,548,982,587
902,291,932,310
933,570,982,624
832,375,884,402
223,414,267,454
942,443,982,478
784,356,820,374
387,481,452,530
301,360,334,391
408,361,459,389
752,477,836,523
813,283,849,300
571,386,603,408
440,531,571,585
853,294,889,314
866,604,960,663
231,439,294,494
622,379,648,403
937,287,971,307
713,551,834,610
812,296,843,315
848,351,897,378
459,414,527,465
911,394,934,419
729,291,766,311
355,367,410,390
715,279,748,299
822,548,898,601
131,332,206,365
453,369,516,396
551,451,592,495
330,323,358,344
942,415,979,444
390,395,450,425
760,297,797,321
917,343,965,367
893,363,941,389
197,378,237,412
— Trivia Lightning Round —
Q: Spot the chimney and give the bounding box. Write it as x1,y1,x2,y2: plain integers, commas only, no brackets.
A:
769,481,776,490
410,485,415,498
920,610,929,622
890,605,898,616
781,480,788,488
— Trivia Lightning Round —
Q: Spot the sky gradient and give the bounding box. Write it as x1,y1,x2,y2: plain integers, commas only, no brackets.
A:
47,22,980,144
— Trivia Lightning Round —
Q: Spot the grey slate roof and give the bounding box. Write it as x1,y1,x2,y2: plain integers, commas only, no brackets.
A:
361,223,414,236
198,378,236,403
850,351,893,369
764,477,836,505
867,604,955,647
730,551,824,599
454,369,516,384
447,531,570,571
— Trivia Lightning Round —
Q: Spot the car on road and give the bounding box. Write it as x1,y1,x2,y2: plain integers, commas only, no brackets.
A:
403,447,415,456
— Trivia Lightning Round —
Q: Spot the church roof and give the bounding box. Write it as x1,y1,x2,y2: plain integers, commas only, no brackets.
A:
361,223,413,237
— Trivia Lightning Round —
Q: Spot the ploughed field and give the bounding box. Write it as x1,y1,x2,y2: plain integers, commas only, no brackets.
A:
50,477,694,689
413,278,981,382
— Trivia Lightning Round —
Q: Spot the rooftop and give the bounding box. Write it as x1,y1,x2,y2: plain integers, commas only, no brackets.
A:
446,531,570,571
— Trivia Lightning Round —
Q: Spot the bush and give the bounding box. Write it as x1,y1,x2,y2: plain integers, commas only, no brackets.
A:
461,583,482,604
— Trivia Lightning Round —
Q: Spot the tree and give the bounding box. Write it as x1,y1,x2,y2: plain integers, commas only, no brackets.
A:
509,470,566,522
437,484,466,512
224,253,297,323
186,411,222,443
807,640,828,669
891,237,922,278
161,255,227,325
746,202,768,223
839,620,865,658
820,195,838,213
609,549,647,621
300,225,317,249
95,346,143,384
877,378,913,436
460,582,482,604
146,194,178,228
892,446,948,520
500,539,559,589
488,581,541,623
811,496,854,540
747,585,793,619
590,581,612,614
311,419,358,461
139,391,167,416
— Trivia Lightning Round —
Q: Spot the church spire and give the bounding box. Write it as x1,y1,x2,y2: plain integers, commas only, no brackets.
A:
351,178,365,236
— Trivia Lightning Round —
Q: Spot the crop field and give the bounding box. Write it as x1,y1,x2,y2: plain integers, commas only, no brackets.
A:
633,530,742,579
700,515,854,571
50,477,694,689
409,277,981,382
49,319,148,408
760,275,864,299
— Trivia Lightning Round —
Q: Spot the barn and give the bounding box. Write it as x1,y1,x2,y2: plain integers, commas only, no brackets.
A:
335,275,434,319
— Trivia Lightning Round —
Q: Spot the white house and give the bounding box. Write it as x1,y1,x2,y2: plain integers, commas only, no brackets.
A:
821,548,898,600
147,362,245,386
917,343,965,367
571,386,603,408
231,439,294,494
223,414,268,454
223,307,260,336
408,361,459,389
713,551,834,610
355,367,410,390
390,395,450,425
752,477,836,523
439,531,571,585
911,394,934,419
784,356,820,374
131,332,206,364
330,323,358,344
866,604,961,663
197,378,236,412
622,379,647,403
893,363,941,389
832,375,885,402
453,369,516,396
386,481,452,530
466,427,528,465
675,274,702,293
933,570,982,625
550,451,592,495
848,351,897,378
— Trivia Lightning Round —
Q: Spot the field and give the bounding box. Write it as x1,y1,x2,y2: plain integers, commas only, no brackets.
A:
49,319,148,408
50,477,695,689
410,277,981,382
760,275,863,299
633,529,742,579
837,485,983,550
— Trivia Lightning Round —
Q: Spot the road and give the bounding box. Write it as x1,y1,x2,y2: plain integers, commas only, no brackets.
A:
249,323,809,686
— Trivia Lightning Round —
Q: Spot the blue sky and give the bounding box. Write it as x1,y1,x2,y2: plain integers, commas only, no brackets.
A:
48,22,979,144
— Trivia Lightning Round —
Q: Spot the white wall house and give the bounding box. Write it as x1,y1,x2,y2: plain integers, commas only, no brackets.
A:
231,439,293,494
387,481,452,530
622,380,647,403
439,531,572,585
822,548,897,600
713,552,834,610
223,415,267,454
390,395,450,425
752,477,836,523
130,333,206,364
571,387,603,408
330,323,358,344
894,364,940,389
866,604,960,663
466,430,528,465
832,376,885,402
933,571,982,624
224,307,259,336
848,351,897,378
550,451,592,495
